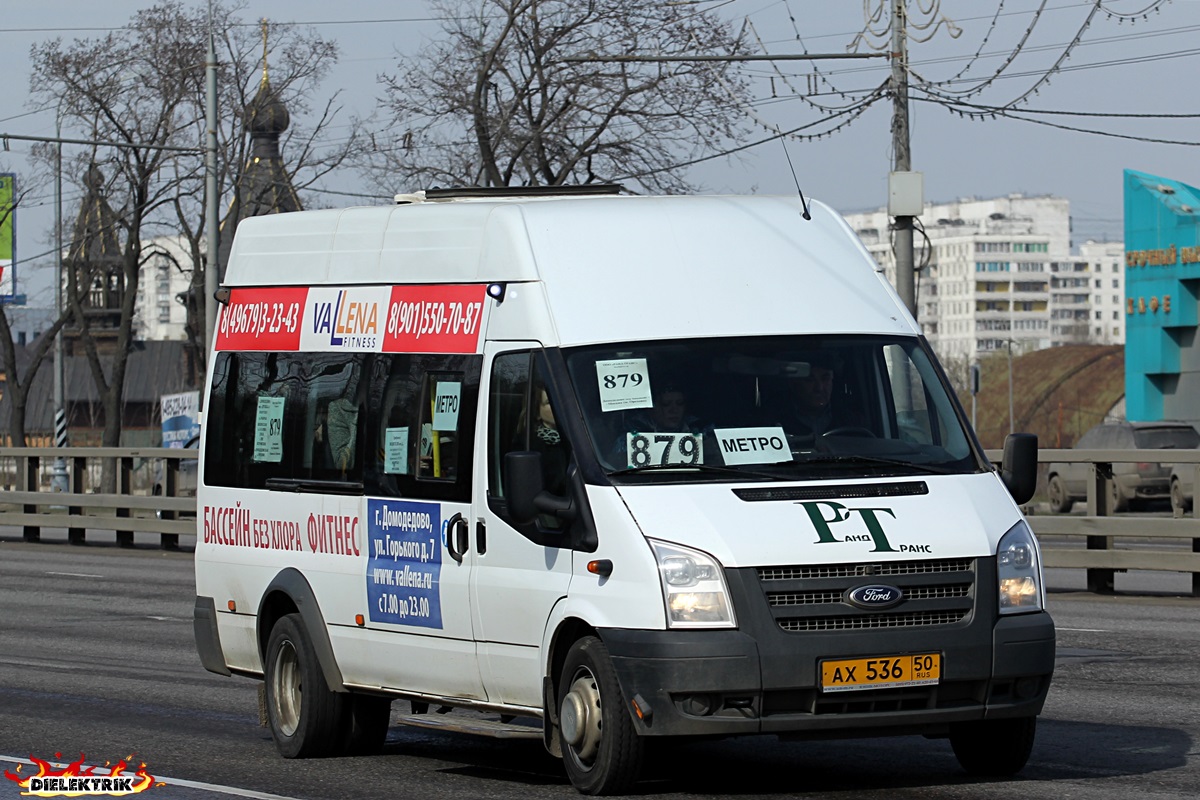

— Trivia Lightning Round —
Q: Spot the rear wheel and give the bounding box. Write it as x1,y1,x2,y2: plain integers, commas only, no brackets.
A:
1046,475,1071,513
265,613,346,758
950,716,1037,776
558,637,643,795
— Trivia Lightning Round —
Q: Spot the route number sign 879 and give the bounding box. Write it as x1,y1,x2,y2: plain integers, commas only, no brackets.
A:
625,432,703,468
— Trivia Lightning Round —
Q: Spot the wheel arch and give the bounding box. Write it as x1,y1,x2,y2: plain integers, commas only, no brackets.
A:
257,568,346,693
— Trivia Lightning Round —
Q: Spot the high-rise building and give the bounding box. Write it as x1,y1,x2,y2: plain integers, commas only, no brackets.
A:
843,194,1123,366
133,235,194,341
1079,240,1127,346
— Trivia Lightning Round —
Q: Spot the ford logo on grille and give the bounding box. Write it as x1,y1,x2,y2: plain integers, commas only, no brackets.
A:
847,584,904,609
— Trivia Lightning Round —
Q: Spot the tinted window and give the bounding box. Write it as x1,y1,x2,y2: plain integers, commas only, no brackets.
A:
487,350,574,536
562,335,977,480
1133,426,1200,449
205,351,481,501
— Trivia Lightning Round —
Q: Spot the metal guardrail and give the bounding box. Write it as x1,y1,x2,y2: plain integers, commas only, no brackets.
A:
0,446,197,550
2,446,1198,595
989,447,1200,596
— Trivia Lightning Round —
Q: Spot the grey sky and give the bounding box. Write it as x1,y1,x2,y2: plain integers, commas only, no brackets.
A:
2,0,1196,305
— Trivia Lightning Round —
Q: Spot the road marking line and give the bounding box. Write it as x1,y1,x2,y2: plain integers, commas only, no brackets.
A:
45,572,104,578
0,659,79,670
1057,627,1108,632
0,756,305,800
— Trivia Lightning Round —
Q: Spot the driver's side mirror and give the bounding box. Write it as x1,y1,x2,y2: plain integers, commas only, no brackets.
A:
1000,433,1038,506
503,451,575,526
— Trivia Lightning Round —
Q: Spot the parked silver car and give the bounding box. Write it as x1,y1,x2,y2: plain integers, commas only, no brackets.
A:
1047,421,1200,513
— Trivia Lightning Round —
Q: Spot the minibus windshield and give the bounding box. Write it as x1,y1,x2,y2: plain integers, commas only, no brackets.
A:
563,335,982,481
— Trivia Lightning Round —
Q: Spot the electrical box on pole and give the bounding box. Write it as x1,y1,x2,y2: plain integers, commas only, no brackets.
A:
888,171,924,217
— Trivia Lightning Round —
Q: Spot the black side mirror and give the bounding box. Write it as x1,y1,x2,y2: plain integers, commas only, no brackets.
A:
503,451,574,525
1001,433,1038,506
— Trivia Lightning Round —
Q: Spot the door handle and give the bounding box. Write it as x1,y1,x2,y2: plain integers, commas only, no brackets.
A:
476,520,487,555
445,513,469,563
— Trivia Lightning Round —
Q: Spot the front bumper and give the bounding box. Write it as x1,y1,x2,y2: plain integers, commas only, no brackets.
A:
598,561,1055,738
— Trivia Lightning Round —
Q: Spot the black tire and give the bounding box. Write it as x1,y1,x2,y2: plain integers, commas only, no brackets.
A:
950,716,1037,776
1046,475,1071,514
342,695,391,756
264,613,346,758
557,637,643,795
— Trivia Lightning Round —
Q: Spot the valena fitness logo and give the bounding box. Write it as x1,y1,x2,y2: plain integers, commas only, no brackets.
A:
4,754,159,797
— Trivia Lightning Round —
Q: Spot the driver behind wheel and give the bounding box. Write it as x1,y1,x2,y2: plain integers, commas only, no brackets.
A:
777,351,865,439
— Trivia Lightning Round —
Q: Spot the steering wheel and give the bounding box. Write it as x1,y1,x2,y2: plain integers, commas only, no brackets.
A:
822,426,877,438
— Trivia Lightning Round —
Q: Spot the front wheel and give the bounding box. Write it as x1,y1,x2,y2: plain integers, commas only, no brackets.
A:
950,716,1036,776
265,613,346,758
558,637,643,795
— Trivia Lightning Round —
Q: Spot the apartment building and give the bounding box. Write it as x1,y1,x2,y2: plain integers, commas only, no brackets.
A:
1078,240,1126,345
133,235,195,341
843,194,1123,363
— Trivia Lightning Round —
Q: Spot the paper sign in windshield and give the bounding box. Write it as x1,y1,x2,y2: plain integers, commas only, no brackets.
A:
596,358,652,412
714,426,792,465
384,427,409,474
626,432,703,468
431,382,462,431
253,396,285,462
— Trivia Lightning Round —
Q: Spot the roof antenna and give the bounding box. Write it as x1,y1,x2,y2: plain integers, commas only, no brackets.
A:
780,139,811,221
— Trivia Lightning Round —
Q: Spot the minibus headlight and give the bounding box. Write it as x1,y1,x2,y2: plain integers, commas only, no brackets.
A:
649,539,736,629
997,520,1044,615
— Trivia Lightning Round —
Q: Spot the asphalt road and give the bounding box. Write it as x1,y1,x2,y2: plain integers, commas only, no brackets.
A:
0,533,1197,800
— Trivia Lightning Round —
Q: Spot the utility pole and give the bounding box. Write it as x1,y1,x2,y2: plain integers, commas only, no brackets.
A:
204,6,220,359
890,0,917,318
52,115,68,492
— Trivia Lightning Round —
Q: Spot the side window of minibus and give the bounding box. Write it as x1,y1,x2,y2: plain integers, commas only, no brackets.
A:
487,351,572,533
307,355,367,482
417,370,466,482
488,352,531,499
203,353,234,488
364,353,480,502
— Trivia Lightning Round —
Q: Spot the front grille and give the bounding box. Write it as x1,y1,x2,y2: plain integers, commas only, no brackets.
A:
769,583,968,608
759,558,972,581
779,610,967,632
756,557,976,633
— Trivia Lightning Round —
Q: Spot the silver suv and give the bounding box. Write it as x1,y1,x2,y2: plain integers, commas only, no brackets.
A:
1047,421,1200,513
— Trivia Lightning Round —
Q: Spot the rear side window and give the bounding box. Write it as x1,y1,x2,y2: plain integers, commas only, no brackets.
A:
205,351,481,501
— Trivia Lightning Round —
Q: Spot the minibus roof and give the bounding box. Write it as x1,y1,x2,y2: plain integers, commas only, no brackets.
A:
224,194,917,344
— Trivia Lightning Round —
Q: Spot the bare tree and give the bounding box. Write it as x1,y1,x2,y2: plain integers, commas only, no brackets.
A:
371,0,753,193
170,4,363,366
27,1,362,446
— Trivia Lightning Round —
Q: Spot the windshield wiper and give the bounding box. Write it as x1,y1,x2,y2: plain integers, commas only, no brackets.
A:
608,463,775,480
782,455,959,475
